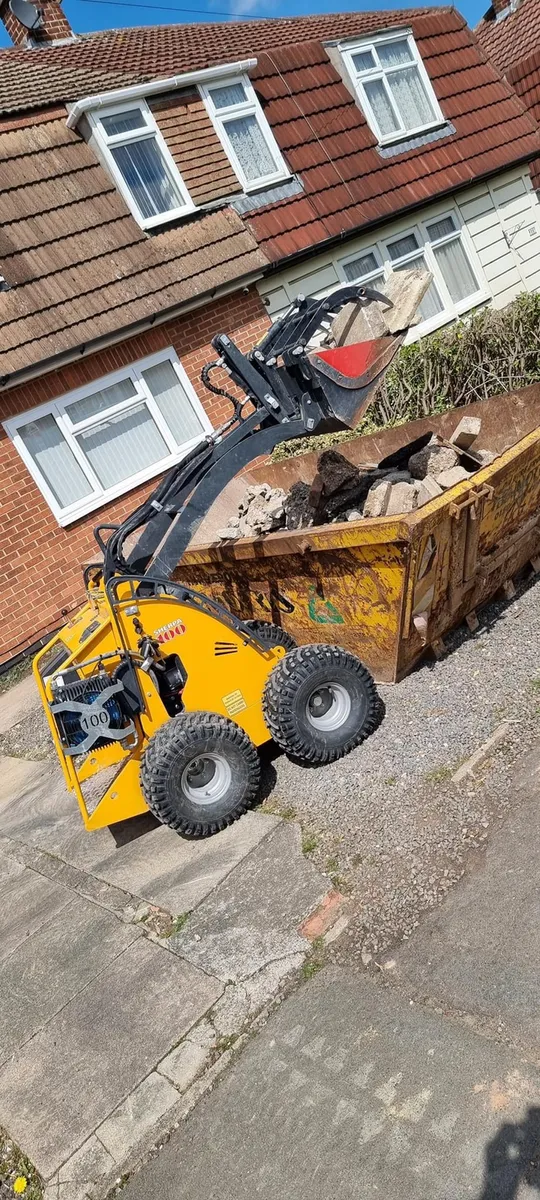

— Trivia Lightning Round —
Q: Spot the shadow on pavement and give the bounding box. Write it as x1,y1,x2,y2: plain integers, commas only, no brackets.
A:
478,1107,540,1198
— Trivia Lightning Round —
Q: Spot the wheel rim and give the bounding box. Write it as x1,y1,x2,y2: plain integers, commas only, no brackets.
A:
305,682,352,732
181,753,232,805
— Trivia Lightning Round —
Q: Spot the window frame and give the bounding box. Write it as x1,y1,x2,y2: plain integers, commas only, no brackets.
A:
200,74,290,193
341,30,445,146
4,349,212,527
337,207,489,339
89,99,195,230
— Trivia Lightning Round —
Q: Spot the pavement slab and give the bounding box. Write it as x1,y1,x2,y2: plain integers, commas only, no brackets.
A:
121,967,540,1200
0,760,278,913
169,821,327,981
0,674,40,734
0,861,71,966
381,745,540,1055
0,755,48,812
0,893,141,1062
0,938,222,1178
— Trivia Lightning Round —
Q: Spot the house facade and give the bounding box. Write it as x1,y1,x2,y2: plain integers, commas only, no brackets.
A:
1,0,539,665
476,0,540,189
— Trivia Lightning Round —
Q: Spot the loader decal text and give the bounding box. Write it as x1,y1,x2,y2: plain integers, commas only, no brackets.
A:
154,620,186,643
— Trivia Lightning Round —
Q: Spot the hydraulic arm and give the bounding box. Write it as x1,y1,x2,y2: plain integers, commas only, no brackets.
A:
99,283,398,583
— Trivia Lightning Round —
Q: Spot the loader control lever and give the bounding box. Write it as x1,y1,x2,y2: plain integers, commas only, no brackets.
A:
99,283,396,584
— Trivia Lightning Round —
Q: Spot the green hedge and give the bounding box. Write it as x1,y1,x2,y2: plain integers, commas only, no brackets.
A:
272,291,540,461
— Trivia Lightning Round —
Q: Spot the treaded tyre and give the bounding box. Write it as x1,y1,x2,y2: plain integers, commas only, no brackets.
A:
244,619,297,653
263,644,379,764
140,711,260,838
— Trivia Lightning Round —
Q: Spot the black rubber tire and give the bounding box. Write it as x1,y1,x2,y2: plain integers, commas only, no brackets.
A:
244,619,297,654
140,711,260,838
263,644,379,764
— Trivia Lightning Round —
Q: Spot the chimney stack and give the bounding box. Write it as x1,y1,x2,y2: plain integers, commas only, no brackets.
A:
1,0,74,47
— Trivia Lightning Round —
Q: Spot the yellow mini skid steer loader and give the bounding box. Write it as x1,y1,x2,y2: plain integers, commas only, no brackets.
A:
34,283,403,837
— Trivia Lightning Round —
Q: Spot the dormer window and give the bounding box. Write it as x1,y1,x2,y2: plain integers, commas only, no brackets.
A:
201,76,289,192
90,100,195,229
341,32,445,146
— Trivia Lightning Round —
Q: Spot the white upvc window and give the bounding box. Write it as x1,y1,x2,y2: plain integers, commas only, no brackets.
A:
4,350,212,527
341,31,445,146
200,75,289,192
90,100,195,229
338,210,488,338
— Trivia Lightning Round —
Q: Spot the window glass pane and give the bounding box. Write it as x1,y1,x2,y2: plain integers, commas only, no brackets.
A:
427,216,457,242
19,414,92,508
342,252,382,282
67,378,137,425
76,402,168,489
393,254,444,320
223,114,277,181
387,66,436,129
101,109,147,135
363,78,400,136
433,239,479,303
387,232,420,260
352,49,376,73
210,82,247,108
141,360,205,446
111,138,185,218
377,38,414,67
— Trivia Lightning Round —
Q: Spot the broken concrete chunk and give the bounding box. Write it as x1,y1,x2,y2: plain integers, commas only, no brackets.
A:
329,267,433,345
416,475,443,506
382,470,413,484
472,448,497,466
409,442,459,480
217,526,241,540
450,416,481,451
436,465,472,489
385,481,419,515
346,509,363,521
284,481,313,530
363,480,393,518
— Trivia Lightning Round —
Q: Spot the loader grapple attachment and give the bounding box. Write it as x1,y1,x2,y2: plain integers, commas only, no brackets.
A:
306,335,404,431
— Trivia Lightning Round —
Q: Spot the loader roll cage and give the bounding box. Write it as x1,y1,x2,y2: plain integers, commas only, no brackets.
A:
98,283,395,584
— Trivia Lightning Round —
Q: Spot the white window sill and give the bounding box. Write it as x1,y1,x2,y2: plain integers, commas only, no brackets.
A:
404,291,491,343
377,120,448,149
242,172,293,196
54,436,208,527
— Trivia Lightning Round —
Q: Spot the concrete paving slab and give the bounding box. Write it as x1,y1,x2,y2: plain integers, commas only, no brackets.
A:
169,821,327,981
0,864,71,966
0,938,222,1178
0,674,40,734
382,753,540,1054
121,967,540,1200
44,1135,116,1200
97,1072,179,1162
0,755,48,812
0,896,141,1062
157,1041,209,1091
0,757,278,912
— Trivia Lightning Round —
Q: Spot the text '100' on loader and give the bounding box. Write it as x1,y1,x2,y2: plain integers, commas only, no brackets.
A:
34,282,412,837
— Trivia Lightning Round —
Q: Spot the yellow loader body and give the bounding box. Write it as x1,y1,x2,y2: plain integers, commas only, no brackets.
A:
34,577,284,831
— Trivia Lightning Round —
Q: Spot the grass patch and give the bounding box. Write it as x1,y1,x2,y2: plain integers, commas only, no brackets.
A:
0,1128,42,1199
531,679,540,694
215,1033,239,1054
301,831,319,855
384,776,397,786
325,856,339,874
164,913,189,937
261,801,297,821
0,658,33,696
302,935,326,981
424,764,454,784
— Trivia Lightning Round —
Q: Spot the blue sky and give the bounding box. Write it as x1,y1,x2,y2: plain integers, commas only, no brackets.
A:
0,0,487,51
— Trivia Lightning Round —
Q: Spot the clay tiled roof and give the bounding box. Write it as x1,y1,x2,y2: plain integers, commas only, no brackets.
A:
475,0,540,75
246,9,540,259
508,46,540,124
0,7,436,115
0,112,267,376
0,7,538,377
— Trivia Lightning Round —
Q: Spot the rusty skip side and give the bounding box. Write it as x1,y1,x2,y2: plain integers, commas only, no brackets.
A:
178,385,540,683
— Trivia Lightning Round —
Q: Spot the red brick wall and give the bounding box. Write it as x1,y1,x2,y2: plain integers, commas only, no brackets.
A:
0,286,270,665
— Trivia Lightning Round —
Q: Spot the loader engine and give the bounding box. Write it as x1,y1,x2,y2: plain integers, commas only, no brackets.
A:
50,666,141,755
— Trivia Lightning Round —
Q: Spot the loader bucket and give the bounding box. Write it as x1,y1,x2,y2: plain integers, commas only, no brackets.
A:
307,334,404,430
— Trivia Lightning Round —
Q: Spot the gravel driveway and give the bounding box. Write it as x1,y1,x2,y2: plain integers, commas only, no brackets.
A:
261,572,540,962
3,575,539,965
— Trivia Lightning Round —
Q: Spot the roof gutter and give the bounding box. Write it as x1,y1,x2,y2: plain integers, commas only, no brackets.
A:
66,57,257,128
